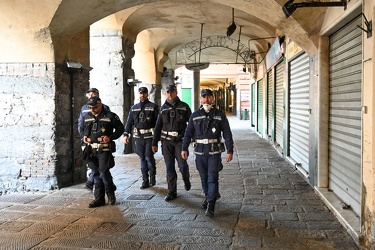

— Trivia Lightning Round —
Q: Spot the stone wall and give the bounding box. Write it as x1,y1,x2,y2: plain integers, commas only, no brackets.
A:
0,62,90,193
0,63,58,192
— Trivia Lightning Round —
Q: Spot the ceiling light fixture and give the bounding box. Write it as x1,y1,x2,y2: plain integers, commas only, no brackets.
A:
185,23,210,70
282,0,347,18
226,8,237,37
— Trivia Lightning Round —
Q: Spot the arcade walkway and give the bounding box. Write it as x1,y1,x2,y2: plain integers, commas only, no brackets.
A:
0,116,359,249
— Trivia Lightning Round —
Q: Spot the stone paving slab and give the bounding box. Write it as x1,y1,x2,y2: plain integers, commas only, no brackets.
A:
0,117,361,249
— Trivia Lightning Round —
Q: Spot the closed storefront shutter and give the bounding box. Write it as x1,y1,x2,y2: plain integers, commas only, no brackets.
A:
329,15,362,216
289,52,310,173
267,70,274,140
257,79,264,134
251,83,256,127
275,60,285,150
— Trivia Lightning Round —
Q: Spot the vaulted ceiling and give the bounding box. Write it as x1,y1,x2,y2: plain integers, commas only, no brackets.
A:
1,0,342,67
48,0,328,69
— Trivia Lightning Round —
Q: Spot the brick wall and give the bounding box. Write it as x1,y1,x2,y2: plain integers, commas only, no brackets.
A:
0,62,89,192
0,63,58,192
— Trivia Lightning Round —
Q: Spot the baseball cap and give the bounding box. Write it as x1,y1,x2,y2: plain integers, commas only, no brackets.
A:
166,85,176,92
201,89,213,97
87,96,102,106
86,88,99,94
138,87,148,93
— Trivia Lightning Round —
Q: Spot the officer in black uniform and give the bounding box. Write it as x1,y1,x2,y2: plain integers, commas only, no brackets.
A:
78,88,111,190
181,89,234,217
82,96,124,208
152,85,192,201
123,87,159,189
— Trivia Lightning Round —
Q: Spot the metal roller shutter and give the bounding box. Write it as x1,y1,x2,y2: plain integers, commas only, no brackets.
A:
275,60,285,150
251,83,256,127
289,52,310,172
267,70,274,139
257,79,264,134
329,15,362,216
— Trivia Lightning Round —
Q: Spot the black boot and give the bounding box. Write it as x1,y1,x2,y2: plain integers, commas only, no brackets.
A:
164,191,177,201
150,176,156,186
140,180,150,189
89,182,105,208
205,201,215,217
201,198,208,209
184,179,191,191
89,198,105,208
106,192,116,205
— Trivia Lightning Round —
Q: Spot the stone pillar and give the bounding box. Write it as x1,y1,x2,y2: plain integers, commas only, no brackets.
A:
122,38,135,154
90,29,124,154
185,63,209,111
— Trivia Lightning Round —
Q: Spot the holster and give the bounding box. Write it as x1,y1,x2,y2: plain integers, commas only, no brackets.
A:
109,141,116,153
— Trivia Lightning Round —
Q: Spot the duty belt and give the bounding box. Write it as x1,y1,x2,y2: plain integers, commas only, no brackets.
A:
161,130,179,137
90,143,110,152
195,139,221,144
133,128,154,134
91,143,109,148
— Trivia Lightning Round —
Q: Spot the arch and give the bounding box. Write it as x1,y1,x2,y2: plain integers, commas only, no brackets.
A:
175,35,254,65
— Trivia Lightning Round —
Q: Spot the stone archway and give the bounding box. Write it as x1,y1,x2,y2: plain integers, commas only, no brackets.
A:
0,0,323,191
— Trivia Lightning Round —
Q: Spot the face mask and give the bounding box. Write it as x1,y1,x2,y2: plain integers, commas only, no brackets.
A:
203,104,212,112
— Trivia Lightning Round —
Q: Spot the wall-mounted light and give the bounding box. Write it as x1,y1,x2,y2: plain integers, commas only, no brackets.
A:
66,61,82,70
282,0,347,18
127,78,142,86
65,61,93,72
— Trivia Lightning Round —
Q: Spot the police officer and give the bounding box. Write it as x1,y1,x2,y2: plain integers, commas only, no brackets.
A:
123,87,159,189
181,89,234,217
82,96,124,208
152,85,192,201
78,88,111,190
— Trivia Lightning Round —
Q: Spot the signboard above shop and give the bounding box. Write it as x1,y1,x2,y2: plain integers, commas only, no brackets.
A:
266,37,283,70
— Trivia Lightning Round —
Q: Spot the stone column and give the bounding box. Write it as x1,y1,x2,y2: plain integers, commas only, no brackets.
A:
122,38,135,154
185,63,209,111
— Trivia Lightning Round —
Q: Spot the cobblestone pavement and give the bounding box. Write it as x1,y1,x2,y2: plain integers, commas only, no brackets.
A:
0,116,359,249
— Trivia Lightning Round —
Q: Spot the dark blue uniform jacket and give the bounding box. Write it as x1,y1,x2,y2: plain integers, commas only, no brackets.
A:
153,97,192,145
182,106,234,156
124,99,159,139
79,103,110,137
83,109,124,143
